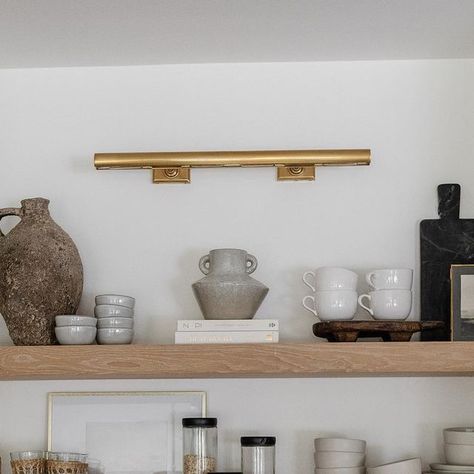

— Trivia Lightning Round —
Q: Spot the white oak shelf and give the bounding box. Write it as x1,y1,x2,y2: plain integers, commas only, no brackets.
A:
0,342,473,381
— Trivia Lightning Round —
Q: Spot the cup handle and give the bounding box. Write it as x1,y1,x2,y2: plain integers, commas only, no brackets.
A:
198,254,210,275
303,271,316,292
302,295,319,318
366,272,376,288
246,254,258,274
358,294,374,316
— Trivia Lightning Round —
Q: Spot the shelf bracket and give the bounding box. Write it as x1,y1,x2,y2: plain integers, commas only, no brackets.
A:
94,149,370,184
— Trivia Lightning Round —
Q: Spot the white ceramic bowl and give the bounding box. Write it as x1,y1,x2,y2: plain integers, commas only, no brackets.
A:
315,452,366,468
444,428,474,446
55,326,97,345
97,317,134,329
315,468,365,474
315,438,367,453
445,443,474,465
367,457,421,474
55,315,97,327
94,304,134,318
95,294,135,309
97,328,134,345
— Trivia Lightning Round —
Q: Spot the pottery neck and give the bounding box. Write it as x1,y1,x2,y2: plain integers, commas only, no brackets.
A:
20,198,51,220
208,249,249,274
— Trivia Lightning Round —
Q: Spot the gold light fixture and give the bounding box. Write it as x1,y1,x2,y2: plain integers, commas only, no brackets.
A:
94,149,371,184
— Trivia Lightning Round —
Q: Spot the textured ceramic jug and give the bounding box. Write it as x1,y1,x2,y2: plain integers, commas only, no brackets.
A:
0,198,83,345
192,249,269,320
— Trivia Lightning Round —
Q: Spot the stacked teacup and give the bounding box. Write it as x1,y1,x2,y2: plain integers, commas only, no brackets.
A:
358,269,413,320
314,437,367,473
94,294,135,344
302,267,359,321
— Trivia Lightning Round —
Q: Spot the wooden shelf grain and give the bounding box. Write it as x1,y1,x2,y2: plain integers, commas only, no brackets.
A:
0,342,473,381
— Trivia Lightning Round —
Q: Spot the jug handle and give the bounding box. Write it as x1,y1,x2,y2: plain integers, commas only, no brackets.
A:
246,254,258,274
0,208,20,238
199,254,211,275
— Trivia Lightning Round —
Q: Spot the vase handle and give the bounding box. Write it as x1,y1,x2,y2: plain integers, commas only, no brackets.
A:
0,207,21,237
199,254,211,275
246,254,258,274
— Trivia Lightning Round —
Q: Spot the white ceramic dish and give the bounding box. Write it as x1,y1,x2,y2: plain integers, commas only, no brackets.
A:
55,315,97,327
315,451,366,468
97,328,134,345
315,467,365,474
97,317,134,329
431,464,474,471
314,438,367,453
445,444,474,465
94,304,134,318
367,457,421,474
95,294,135,309
444,429,474,446
55,326,97,345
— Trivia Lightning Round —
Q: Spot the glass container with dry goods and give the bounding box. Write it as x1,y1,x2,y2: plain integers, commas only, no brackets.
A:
10,451,46,474
183,417,218,474
241,437,276,474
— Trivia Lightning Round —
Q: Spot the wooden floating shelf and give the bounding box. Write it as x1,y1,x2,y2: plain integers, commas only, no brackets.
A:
0,342,474,381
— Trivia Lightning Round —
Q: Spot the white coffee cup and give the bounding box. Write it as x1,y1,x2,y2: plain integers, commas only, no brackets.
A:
358,289,412,320
303,267,358,292
366,268,413,290
302,290,358,321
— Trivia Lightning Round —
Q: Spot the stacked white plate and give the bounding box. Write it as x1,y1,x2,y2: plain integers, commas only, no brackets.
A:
94,294,135,344
429,428,474,474
314,438,367,474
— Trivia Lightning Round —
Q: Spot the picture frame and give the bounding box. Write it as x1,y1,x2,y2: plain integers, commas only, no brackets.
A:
47,391,207,474
451,264,474,341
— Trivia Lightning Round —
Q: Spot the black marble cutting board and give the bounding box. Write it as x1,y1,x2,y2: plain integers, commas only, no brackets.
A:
420,184,474,340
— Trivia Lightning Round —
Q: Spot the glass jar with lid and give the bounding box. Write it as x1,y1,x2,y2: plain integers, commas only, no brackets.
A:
183,417,218,474
241,437,276,474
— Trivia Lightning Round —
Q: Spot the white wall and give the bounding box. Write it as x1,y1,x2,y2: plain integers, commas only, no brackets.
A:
0,59,473,472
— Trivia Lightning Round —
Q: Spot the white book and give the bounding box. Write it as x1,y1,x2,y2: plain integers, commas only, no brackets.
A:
175,330,279,344
177,319,279,332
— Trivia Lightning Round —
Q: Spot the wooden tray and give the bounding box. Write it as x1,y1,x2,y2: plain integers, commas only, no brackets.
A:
313,320,445,342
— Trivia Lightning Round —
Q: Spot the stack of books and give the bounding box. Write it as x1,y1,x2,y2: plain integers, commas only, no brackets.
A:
175,319,279,344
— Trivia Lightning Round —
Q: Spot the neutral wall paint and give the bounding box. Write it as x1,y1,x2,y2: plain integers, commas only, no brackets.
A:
0,59,473,472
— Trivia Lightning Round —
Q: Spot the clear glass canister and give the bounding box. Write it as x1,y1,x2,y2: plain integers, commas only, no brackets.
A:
241,437,276,474
183,417,218,474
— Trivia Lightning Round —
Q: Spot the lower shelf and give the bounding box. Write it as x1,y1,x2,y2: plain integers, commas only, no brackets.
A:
0,342,473,380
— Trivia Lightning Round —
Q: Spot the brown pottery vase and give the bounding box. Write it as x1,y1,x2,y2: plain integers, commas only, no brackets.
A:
0,198,83,345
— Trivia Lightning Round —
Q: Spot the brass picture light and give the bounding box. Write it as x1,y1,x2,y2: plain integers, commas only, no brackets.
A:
94,149,371,184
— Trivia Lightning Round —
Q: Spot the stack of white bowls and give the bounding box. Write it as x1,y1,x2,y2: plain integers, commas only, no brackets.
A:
368,458,421,474
94,294,135,344
429,428,474,473
314,438,367,474
55,315,97,344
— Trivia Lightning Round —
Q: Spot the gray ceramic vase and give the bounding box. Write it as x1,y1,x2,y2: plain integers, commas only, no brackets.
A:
192,248,269,320
0,198,83,345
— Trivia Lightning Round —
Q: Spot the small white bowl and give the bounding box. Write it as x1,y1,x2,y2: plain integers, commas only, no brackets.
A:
95,294,135,309
315,468,365,474
97,328,134,345
94,304,134,318
445,443,474,465
315,451,366,468
55,326,97,345
315,438,367,453
444,428,474,446
55,315,97,327
98,317,134,329
367,457,421,474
